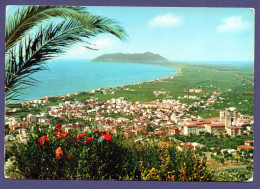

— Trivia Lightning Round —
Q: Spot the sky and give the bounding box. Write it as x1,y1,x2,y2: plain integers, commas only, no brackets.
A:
6,6,255,62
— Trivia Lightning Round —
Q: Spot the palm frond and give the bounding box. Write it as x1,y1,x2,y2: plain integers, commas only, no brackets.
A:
5,6,127,51
6,19,109,101
5,6,89,51
5,6,127,102
87,15,127,40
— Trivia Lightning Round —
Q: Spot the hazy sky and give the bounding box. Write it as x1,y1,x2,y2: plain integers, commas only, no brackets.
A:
7,6,255,62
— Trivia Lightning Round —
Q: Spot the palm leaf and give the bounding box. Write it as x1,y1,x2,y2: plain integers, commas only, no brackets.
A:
82,15,127,40
5,19,124,102
6,6,127,51
5,6,93,51
5,6,127,102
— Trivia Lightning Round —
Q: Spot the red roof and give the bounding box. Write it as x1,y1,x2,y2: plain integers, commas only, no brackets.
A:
9,130,18,133
135,127,146,132
169,126,179,130
161,130,167,133
179,144,194,149
12,125,22,129
205,117,220,122
245,140,253,143
209,124,225,127
196,120,211,124
184,124,197,127
237,145,253,150
186,121,198,124
241,116,253,118
140,102,156,105
227,126,243,129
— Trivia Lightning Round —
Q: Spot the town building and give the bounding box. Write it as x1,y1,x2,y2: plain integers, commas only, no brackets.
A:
205,124,226,135
237,140,254,151
226,126,243,137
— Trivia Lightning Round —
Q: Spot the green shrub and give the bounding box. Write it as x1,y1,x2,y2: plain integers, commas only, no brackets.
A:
6,124,212,181
8,124,132,179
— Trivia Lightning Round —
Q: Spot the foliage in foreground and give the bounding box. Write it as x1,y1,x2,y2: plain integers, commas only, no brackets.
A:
5,124,211,181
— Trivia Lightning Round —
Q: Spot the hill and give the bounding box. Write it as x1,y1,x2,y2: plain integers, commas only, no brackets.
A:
92,52,167,62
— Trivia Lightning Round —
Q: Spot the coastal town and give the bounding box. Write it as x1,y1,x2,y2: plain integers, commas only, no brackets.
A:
5,86,254,156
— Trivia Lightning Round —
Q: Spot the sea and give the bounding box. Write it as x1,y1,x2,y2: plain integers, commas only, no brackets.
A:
14,59,178,102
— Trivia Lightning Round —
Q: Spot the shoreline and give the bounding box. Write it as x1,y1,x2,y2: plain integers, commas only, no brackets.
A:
10,63,182,104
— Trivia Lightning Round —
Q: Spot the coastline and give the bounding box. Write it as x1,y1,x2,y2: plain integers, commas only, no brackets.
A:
11,62,182,104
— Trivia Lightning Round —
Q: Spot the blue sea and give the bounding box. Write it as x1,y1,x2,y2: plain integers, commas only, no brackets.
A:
16,59,178,102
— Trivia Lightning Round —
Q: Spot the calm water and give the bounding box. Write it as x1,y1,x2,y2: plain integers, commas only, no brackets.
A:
17,59,177,102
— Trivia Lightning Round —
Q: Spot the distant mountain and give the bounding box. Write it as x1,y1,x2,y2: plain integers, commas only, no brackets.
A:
92,52,168,63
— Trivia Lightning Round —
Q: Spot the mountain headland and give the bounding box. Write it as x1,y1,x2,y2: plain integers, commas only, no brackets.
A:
92,52,168,63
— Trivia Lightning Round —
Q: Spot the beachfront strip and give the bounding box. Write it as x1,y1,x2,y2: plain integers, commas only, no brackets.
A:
5,93,254,152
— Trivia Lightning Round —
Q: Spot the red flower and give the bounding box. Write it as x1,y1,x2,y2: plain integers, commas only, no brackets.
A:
44,135,49,142
56,132,69,140
56,135,62,140
60,132,68,138
100,131,106,137
39,135,49,146
86,137,92,144
39,137,44,147
104,134,112,141
94,129,99,133
56,147,63,159
66,154,72,161
201,157,205,166
56,123,62,133
77,133,86,140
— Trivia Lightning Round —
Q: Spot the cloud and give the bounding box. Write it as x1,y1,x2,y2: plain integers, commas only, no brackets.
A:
149,13,182,28
217,16,250,32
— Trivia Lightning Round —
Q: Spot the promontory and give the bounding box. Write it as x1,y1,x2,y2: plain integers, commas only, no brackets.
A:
92,52,168,63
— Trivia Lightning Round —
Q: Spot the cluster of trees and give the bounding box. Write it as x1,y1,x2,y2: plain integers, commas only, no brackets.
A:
146,124,155,133
175,133,253,150
211,154,225,164
213,87,254,116
238,149,254,163
210,150,234,164
212,167,253,182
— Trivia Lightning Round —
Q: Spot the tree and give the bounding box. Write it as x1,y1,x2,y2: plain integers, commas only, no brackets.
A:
146,124,154,133
5,6,127,102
